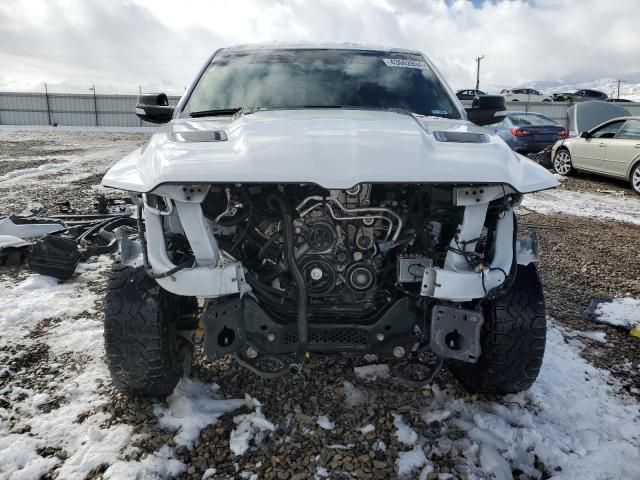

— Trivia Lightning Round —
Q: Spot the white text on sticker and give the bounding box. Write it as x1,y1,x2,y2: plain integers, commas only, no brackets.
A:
383,58,427,69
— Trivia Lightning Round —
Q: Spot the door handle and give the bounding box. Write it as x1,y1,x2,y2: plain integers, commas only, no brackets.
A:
635,144,640,148
599,143,605,147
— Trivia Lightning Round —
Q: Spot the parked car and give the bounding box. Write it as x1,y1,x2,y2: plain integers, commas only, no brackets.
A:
456,89,486,100
487,112,568,154
552,116,640,194
101,43,557,399
552,89,609,102
500,88,552,102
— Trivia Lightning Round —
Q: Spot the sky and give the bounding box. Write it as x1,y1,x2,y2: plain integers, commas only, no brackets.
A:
1,0,639,95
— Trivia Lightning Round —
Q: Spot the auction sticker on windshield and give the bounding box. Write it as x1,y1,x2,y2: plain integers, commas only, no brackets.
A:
382,58,427,69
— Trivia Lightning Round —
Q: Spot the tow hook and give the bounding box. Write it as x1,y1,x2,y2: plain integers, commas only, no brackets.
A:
289,363,303,374
289,352,311,374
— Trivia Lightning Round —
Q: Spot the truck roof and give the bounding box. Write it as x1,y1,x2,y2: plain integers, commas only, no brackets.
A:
222,41,422,55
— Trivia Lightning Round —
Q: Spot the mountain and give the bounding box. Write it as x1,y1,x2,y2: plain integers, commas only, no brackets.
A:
518,79,640,101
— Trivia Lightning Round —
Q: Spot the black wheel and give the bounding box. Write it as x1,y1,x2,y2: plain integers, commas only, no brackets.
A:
553,148,574,176
104,264,196,397
448,264,546,395
631,162,640,195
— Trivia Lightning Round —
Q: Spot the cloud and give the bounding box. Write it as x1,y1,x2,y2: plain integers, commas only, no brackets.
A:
1,0,638,94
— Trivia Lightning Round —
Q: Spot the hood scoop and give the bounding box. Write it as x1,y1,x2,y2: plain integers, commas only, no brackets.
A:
433,131,489,144
170,130,228,143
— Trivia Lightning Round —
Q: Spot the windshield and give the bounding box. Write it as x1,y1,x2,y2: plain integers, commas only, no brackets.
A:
182,49,460,119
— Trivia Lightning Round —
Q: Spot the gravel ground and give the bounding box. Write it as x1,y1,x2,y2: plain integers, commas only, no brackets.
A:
519,172,640,395
555,170,634,196
1,129,639,480
521,210,640,395
0,128,147,213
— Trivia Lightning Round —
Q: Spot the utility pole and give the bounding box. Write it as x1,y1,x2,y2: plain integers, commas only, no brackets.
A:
138,85,143,126
89,84,98,126
475,55,484,91
616,79,625,100
44,82,52,126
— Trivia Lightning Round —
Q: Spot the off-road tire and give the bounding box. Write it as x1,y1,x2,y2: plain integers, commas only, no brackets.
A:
104,264,194,397
448,263,546,395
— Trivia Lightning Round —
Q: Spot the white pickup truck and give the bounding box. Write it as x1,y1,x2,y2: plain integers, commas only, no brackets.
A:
102,43,557,397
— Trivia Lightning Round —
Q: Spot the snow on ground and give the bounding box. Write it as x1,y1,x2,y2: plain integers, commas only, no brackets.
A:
316,415,336,431
389,324,640,479
1,258,638,478
353,364,391,381
0,259,133,480
551,80,640,102
0,260,270,479
0,128,639,478
0,161,63,182
522,188,640,225
395,447,428,477
153,379,247,449
594,297,640,330
342,381,367,407
229,400,276,456
392,414,418,446
577,330,607,343
0,129,150,214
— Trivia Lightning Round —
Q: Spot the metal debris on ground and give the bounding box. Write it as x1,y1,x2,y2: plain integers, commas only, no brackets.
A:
583,297,615,322
0,201,137,280
0,215,66,237
28,234,80,280
526,144,553,168
0,234,32,267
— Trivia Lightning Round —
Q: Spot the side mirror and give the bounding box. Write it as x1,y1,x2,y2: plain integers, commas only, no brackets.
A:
135,93,174,124
465,95,507,126
579,131,590,139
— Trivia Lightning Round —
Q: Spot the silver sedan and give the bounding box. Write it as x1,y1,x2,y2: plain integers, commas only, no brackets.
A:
552,116,640,194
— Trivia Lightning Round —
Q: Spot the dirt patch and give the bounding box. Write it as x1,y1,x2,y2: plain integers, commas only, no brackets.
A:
0,139,86,159
558,171,635,196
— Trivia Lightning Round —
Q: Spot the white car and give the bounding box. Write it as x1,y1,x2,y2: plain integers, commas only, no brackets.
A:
552,116,640,194
101,44,557,399
501,88,553,103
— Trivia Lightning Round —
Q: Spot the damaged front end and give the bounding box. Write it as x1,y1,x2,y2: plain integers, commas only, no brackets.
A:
122,181,536,380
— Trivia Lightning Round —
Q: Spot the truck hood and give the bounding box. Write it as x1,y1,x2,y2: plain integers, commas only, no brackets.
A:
102,109,557,193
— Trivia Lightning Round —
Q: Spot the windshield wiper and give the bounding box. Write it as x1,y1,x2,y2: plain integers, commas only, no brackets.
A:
189,107,243,118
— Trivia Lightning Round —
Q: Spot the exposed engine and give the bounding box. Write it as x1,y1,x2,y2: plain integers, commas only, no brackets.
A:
201,183,470,323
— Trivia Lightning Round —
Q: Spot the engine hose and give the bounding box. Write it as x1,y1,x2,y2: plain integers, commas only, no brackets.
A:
258,232,282,259
261,265,288,283
268,194,308,351
245,272,286,304
245,271,286,297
